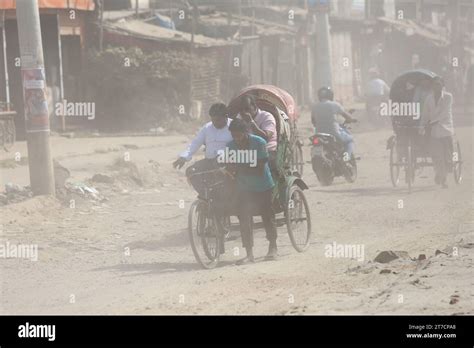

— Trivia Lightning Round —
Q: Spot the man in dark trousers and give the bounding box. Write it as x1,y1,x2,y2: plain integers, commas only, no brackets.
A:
422,77,455,188
224,118,278,265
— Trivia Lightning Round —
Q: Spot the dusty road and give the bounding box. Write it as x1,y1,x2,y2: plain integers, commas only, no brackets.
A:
1,111,473,314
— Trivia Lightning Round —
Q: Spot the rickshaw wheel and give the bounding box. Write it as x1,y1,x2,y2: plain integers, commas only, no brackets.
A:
188,200,220,269
285,185,311,252
4,119,16,151
453,141,462,184
389,141,400,187
292,142,304,177
405,143,415,193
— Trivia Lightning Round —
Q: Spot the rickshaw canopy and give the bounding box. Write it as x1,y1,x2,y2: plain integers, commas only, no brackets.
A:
390,69,439,102
390,69,439,132
228,85,299,122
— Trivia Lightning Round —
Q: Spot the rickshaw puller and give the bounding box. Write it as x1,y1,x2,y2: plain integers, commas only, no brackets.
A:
421,77,455,188
225,118,278,265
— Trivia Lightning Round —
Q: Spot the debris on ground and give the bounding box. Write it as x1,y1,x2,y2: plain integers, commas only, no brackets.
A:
435,249,449,256
65,182,107,202
374,250,411,263
105,157,162,189
1,183,33,205
449,294,460,305
418,254,427,261
53,159,71,188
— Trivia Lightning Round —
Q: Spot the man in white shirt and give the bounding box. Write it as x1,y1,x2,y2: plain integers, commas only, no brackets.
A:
422,77,455,188
366,69,390,125
173,103,233,197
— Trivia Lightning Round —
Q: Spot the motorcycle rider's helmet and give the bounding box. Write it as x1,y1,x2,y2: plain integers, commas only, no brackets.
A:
317,86,334,101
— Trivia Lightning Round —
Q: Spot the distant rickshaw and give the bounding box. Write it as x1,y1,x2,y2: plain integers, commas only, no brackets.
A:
387,69,462,192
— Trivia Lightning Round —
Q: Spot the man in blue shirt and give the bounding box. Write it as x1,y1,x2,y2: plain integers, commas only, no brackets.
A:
224,118,278,264
311,87,356,157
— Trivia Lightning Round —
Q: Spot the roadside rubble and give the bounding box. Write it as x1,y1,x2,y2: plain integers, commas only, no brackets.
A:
0,183,33,205
347,244,467,277
64,182,107,202
103,157,162,190
0,156,162,208
374,250,411,263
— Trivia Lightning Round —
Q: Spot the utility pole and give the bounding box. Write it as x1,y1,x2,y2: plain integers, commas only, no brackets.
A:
2,11,10,107
16,0,55,196
315,3,333,89
99,0,104,51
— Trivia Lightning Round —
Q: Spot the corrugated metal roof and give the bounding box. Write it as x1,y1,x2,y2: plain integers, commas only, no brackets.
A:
104,18,238,48
199,11,297,37
378,17,449,47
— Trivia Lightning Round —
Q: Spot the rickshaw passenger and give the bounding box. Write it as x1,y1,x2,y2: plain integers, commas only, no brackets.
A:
421,77,454,188
237,95,278,171
224,118,278,264
394,80,432,158
173,103,232,197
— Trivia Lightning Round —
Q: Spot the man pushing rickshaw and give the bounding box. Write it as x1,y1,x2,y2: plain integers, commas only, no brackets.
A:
174,85,311,269
387,70,462,192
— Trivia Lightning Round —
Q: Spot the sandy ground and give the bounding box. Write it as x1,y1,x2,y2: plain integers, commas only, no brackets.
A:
0,110,473,315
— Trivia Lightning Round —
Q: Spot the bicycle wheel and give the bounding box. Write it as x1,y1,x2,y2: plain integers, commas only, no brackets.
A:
406,143,414,193
453,141,462,184
292,142,304,177
285,186,311,252
188,200,220,269
389,142,400,187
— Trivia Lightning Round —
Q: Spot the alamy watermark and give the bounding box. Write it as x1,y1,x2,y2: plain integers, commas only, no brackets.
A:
18,322,55,341
324,241,365,262
379,100,420,120
216,148,257,167
0,242,38,261
55,99,95,120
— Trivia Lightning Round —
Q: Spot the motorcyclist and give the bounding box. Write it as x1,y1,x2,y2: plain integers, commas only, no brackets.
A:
311,87,357,160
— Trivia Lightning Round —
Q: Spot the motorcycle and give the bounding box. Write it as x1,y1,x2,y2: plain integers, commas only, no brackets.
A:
309,118,358,186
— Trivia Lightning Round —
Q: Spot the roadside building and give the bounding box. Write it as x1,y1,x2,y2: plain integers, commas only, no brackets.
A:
0,0,96,137
101,10,239,122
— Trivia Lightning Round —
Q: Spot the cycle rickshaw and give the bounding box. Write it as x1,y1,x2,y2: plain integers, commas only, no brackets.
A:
387,69,462,192
188,85,312,269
